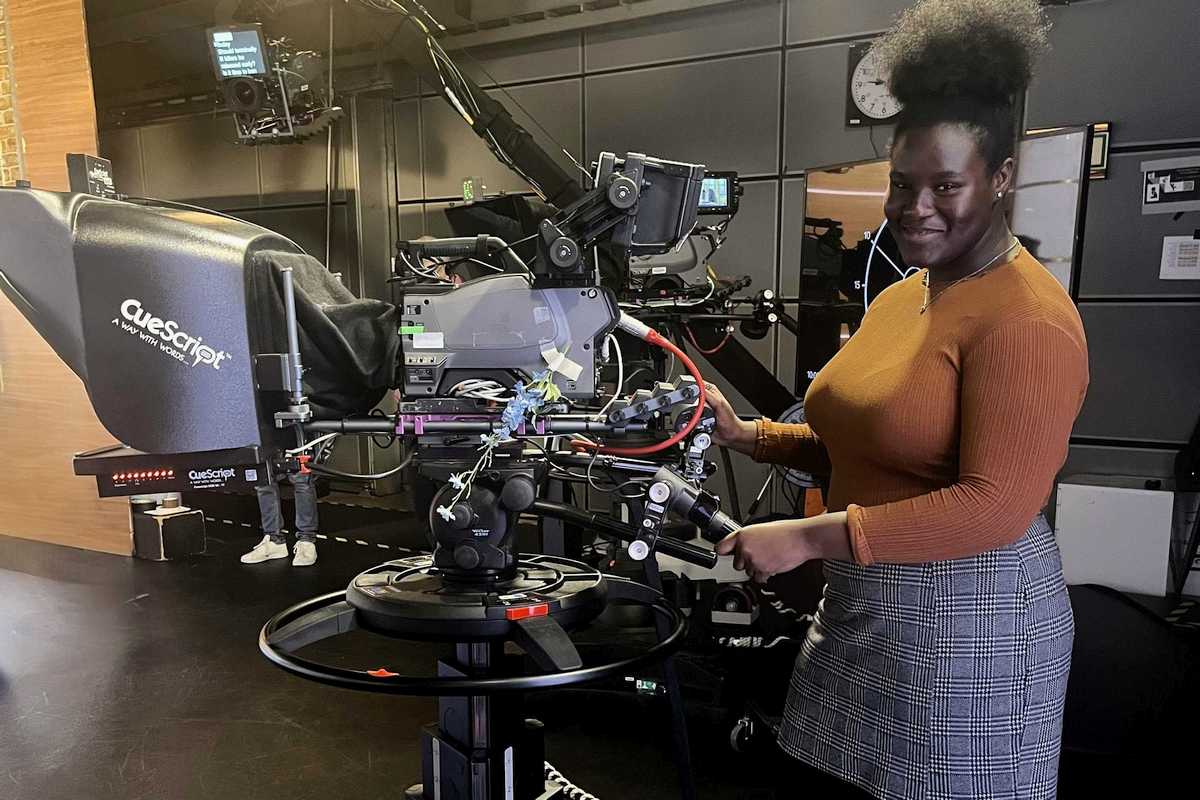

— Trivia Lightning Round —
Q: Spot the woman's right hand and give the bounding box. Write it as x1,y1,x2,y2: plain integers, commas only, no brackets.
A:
705,382,758,455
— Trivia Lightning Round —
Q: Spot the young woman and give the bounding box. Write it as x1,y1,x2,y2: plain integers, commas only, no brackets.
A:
708,1,1087,797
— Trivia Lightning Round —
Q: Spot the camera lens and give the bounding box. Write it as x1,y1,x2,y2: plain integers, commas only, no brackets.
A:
234,82,257,107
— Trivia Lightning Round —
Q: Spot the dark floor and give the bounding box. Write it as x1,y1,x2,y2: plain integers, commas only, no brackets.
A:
0,522,791,800
1,504,1197,800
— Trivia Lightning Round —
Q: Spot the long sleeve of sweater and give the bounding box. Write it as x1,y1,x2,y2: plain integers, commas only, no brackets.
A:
845,318,1088,565
754,419,833,475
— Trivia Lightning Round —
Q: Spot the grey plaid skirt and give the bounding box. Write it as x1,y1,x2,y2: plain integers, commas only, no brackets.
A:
778,514,1074,799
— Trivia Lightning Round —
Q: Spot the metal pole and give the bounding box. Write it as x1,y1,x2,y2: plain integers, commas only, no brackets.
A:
324,0,336,269
280,267,305,403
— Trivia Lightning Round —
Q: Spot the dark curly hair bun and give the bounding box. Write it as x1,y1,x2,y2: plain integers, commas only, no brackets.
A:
875,0,1051,171
879,0,1050,105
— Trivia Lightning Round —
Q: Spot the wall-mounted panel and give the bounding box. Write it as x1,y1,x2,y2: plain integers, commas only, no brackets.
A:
786,0,909,45
233,204,355,292
98,128,145,198
777,176,806,395
586,52,781,177
351,92,399,302
779,177,806,293
695,329,775,419
393,98,424,201
423,200,457,238
387,63,423,100
397,201,424,239
1062,444,1179,483
584,0,782,72
784,43,893,172
421,78,582,199
708,180,779,293
1027,0,1200,146
1075,303,1200,445
257,127,348,205
1078,148,1200,298
140,115,259,204
451,32,581,87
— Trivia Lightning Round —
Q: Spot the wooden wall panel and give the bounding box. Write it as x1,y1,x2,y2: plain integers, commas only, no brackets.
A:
6,0,97,189
0,0,129,554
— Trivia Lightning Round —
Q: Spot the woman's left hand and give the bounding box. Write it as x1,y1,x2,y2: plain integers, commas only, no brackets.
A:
715,512,852,583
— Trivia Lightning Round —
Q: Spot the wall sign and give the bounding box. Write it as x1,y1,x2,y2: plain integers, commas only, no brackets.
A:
1159,236,1200,280
1142,155,1200,214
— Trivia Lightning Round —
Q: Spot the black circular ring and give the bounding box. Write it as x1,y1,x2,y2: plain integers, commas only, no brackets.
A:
259,589,687,696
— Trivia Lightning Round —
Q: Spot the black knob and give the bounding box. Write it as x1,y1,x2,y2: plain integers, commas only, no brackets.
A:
549,236,578,270
500,475,537,511
448,503,473,530
608,175,638,209
453,543,482,570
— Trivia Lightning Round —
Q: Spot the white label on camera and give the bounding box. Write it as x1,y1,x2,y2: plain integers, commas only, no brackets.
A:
412,332,444,349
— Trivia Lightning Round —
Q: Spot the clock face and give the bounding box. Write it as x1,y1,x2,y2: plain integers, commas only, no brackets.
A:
850,48,901,121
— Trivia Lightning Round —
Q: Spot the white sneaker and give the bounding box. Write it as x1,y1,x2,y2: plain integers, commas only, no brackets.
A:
292,541,317,567
240,535,288,564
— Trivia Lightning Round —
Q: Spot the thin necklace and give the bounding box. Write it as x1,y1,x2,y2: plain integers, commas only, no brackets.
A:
920,237,1019,314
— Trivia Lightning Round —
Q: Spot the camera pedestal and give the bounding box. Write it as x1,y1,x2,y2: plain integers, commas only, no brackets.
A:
404,642,560,800
261,556,686,800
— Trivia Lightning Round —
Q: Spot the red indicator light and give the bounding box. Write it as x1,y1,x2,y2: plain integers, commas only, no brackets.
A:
505,604,550,621
167,470,174,477
114,474,123,481
366,668,399,678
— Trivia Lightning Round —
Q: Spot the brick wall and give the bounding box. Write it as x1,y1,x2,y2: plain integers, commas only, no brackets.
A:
0,0,21,185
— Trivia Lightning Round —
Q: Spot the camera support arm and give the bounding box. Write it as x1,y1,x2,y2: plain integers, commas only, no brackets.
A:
386,12,584,208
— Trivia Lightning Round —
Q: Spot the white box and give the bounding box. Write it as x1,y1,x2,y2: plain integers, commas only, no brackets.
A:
1055,482,1175,596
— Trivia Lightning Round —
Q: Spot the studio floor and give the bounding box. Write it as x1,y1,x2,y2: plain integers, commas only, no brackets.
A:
0,519,791,800
0,502,1196,800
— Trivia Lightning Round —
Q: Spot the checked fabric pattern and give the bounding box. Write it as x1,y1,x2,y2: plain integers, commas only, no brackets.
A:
778,515,1074,800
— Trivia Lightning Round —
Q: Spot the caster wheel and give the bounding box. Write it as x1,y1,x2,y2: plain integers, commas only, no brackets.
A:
729,715,755,753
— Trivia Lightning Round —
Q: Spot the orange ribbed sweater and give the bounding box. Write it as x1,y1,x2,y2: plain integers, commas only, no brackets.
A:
755,249,1089,565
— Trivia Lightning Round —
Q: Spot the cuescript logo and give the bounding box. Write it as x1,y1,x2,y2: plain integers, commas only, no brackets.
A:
189,468,236,481
118,299,231,369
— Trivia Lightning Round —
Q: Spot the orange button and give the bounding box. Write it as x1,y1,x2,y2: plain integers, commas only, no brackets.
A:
505,604,549,621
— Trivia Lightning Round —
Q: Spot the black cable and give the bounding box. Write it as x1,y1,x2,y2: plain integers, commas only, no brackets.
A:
309,450,414,481
520,436,582,475
496,232,538,253
523,437,647,496
368,408,397,450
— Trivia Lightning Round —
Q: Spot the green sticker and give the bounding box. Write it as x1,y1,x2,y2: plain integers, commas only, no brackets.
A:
399,324,425,335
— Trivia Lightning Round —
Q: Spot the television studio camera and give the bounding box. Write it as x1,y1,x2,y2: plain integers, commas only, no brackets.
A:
206,22,342,143
0,149,750,800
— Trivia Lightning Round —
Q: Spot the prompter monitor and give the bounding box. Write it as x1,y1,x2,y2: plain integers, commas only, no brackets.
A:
207,24,268,80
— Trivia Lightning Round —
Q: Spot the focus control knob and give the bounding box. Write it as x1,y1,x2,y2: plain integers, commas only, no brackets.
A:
448,504,473,530
607,175,638,209
453,543,482,570
550,237,579,270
